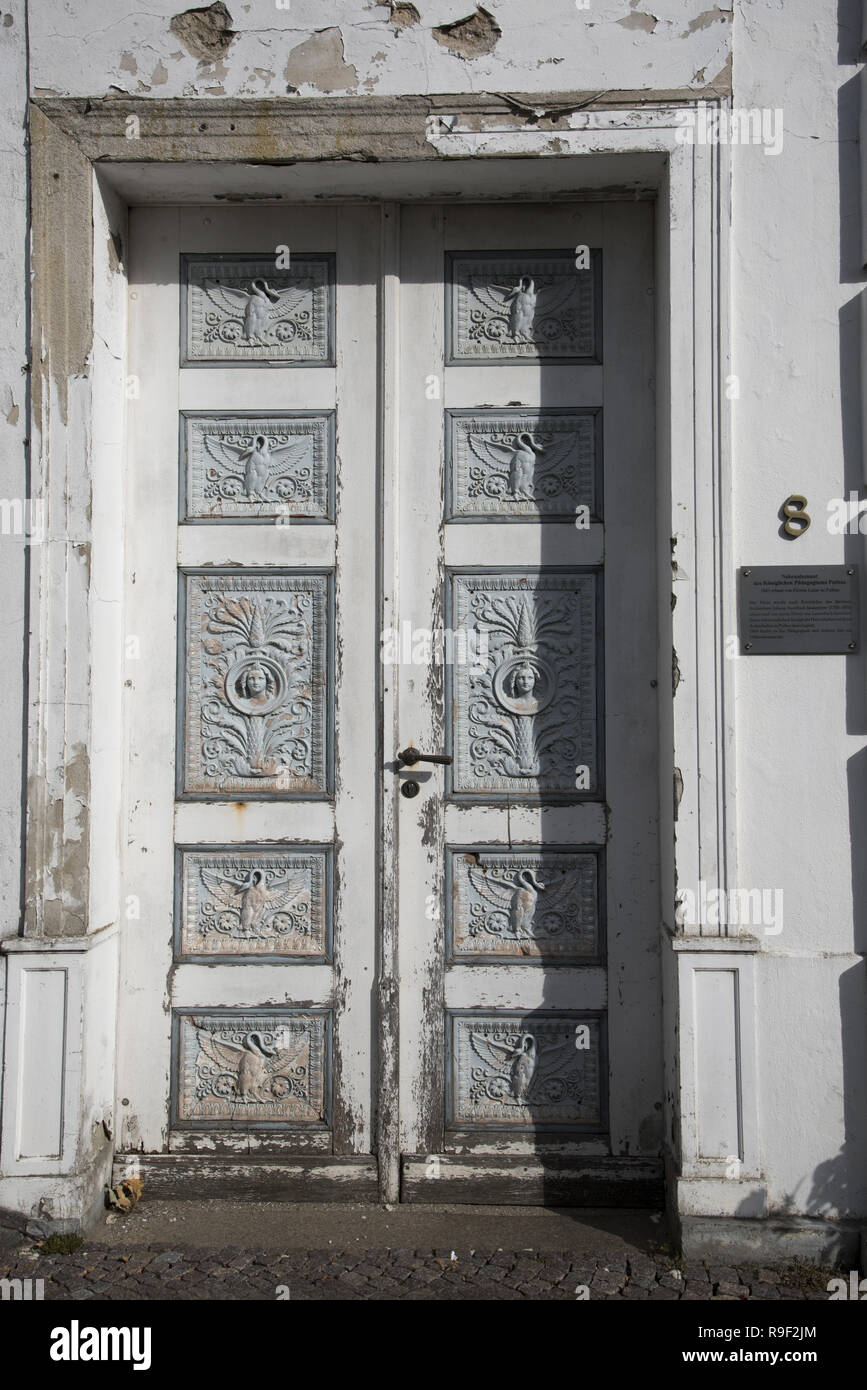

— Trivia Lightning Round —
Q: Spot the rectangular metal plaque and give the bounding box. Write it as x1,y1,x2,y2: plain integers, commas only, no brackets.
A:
446,847,603,964
739,565,860,654
173,1009,330,1128
175,845,332,962
447,1010,606,1131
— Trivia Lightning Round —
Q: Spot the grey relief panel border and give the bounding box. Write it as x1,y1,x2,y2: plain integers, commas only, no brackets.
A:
445,249,602,365
444,408,602,523
445,846,605,965
445,568,604,802
446,1010,608,1133
181,253,335,366
171,1008,332,1130
177,569,333,800
174,844,333,963
180,411,335,524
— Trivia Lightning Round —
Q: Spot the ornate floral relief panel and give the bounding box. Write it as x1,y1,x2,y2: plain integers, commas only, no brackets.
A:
181,412,334,522
448,1012,606,1130
447,848,602,963
182,254,335,364
446,251,600,364
446,409,600,521
448,570,600,798
176,846,331,961
174,1010,330,1127
179,570,331,798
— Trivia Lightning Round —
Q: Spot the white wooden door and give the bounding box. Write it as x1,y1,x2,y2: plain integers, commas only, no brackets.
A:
119,199,660,1204
395,203,662,1202
120,205,381,1192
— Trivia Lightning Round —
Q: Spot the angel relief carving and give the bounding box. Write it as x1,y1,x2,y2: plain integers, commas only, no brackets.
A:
184,257,333,363
177,1013,327,1124
449,253,597,361
207,432,310,503
448,412,596,518
179,849,329,958
184,414,331,520
452,851,599,960
451,1015,602,1127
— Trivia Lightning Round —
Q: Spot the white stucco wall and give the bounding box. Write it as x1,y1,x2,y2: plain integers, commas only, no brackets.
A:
28,0,731,99
731,0,867,1219
0,0,864,1231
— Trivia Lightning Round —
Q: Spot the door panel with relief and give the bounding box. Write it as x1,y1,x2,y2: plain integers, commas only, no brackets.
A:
396,202,661,1194
120,205,379,1179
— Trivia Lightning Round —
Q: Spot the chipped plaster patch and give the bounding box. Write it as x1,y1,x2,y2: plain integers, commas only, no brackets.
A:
170,2,236,63
151,61,169,85
284,28,359,94
386,2,420,30
432,6,501,59
683,5,731,36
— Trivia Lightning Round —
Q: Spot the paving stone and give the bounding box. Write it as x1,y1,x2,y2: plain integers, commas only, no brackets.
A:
13,1240,820,1301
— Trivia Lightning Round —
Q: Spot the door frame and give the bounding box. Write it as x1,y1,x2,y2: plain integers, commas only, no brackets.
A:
3,94,760,1230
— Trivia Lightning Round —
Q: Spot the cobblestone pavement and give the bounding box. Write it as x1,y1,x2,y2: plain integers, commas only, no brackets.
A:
0,1243,840,1300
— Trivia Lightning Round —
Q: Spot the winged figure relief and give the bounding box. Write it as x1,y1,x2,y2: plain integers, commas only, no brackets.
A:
466,864,578,939
469,1031,573,1104
204,432,310,501
200,866,308,938
467,431,575,501
202,277,311,347
194,1027,309,1105
467,273,577,345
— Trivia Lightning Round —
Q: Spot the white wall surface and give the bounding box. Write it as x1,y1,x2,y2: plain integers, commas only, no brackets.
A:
731,0,867,1219
28,0,732,99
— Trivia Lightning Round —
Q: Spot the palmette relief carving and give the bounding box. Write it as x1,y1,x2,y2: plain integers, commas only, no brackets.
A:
183,415,332,520
448,253,598,362
183,256,333,363
450,1014,603,1127
178,849,329,958
450,573,598,796
451,851,599,960
176,1013,328,1125
181,572,329,796
448,412,597,519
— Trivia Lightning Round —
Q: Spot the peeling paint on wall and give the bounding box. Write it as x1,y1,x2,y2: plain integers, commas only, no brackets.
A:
618,11,658,35
284,28,359,95
683,6,731,37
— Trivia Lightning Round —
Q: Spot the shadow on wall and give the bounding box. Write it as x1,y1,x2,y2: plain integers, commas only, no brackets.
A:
840,0,867,1230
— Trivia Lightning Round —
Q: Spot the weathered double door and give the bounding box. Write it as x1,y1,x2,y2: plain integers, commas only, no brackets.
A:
121,200,662,1202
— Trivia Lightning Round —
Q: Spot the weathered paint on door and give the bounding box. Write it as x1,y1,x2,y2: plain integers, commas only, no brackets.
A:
118,200,661,1203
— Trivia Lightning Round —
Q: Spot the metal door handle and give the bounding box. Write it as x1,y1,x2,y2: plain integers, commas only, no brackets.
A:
397,746,453,768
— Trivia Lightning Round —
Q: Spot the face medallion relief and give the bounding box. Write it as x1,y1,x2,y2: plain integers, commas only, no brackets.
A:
492,653,556,717
224,655,287,716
